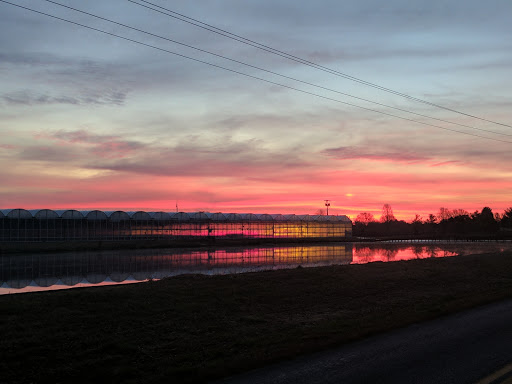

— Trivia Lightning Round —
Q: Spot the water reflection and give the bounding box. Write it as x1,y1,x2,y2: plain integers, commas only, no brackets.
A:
0,245,352,294
2,242,511,294
352,244,459,263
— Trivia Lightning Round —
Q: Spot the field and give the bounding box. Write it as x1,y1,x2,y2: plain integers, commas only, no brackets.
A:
2,251,512,383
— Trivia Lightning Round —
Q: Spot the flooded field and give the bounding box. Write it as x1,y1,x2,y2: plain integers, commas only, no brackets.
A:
1,241,511,294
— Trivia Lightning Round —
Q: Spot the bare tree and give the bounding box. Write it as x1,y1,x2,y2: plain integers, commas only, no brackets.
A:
380,204,396,223
411,214,422,224
452,208,469,217
355,212,376,225
427,214,437,224
437,207,452,221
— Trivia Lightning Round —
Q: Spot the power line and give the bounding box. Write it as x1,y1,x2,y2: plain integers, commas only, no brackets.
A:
2,0,512,145
36,0,512,138
129,0,512,130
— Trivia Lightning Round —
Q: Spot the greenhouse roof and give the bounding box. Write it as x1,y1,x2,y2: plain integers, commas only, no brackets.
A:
0,209,352,223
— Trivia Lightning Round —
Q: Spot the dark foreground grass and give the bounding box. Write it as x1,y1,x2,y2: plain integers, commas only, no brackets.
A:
2,252,512,383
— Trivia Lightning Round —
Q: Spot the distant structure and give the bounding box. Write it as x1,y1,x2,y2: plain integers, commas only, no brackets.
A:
0,209,352,242
324,200,331,215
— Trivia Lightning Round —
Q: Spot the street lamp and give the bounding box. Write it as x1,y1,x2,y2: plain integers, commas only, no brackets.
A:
324,200,330,216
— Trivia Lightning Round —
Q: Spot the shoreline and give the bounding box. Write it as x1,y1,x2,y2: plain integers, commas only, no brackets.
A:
2,236,511,255
0,237,354,254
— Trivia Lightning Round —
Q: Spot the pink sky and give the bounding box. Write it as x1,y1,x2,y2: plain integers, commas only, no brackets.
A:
1,1,511,221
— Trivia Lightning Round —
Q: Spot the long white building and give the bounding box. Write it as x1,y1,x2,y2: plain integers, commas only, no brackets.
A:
0,209,352,242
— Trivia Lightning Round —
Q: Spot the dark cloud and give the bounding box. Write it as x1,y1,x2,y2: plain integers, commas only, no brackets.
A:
32,129,310,176
0,90,126,106
322,146,428,163
215,113,306,131
46,130,146,159
430,161,462,167
91,141,146,159
19,146,78,162
303,45,512,65
0,51,130,106
0,52,71,67
440,57,512,73
1,91,80,106
87,139,311,178
0,52,124,81
51,130,114,144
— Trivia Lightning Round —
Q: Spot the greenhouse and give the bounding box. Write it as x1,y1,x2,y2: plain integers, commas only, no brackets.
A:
0,209,352,242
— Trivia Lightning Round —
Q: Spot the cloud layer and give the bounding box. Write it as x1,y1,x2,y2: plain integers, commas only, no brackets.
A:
1,0,511,219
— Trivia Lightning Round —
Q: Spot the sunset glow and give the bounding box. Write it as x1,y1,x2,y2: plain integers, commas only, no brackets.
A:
1,1,511,220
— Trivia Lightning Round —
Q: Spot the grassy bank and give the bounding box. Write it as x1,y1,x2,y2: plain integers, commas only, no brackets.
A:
2,251,512,383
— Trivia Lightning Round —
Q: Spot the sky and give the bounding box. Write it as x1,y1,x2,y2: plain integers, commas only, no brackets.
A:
1,0,511,221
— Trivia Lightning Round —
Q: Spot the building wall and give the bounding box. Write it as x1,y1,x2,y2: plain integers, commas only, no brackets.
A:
0,211,352,242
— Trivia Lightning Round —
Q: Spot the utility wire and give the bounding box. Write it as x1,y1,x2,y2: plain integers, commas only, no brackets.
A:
31,0,512,138
129,0,512,130
2,0,512,145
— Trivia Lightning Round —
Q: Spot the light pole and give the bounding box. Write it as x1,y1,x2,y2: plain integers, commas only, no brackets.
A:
324,200,330,216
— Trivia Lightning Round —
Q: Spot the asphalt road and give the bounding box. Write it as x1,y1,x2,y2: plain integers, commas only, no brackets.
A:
217,299,512,384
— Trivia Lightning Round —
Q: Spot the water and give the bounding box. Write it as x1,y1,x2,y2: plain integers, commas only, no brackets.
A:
1,242,511,294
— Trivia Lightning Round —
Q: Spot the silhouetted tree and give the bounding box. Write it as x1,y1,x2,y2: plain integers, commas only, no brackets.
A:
476,207,498,233
353,212,376,236
481,207,494,220
438,207,452,221
443,212,471,237
411,214,422,236
355,212,376,225
351,205,510,239
452,208,469,217
380,204,396,223
411,214,422,224
501,208,512,228
427,214,437,224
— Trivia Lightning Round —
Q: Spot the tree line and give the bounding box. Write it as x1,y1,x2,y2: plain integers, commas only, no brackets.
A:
353,204,512,239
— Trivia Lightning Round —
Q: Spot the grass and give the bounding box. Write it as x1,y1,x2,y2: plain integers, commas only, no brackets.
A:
1,251,512,383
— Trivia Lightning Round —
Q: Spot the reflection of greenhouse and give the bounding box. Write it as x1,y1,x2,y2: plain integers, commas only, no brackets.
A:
0,245,353,291
0,209,352,242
